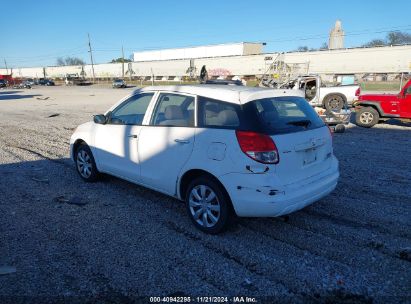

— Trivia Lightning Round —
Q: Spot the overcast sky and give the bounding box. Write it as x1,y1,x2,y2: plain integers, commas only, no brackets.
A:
1,0,410,67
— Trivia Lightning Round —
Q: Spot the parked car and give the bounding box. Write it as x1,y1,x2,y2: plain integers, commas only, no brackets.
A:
13,81,31,89
112,79,127,88
0,79,7,88
70,85,339,233
25,78,36,86
38,78,55,86
354,79,411,127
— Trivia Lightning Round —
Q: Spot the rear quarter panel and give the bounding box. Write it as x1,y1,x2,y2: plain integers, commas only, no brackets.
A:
178,128,276,198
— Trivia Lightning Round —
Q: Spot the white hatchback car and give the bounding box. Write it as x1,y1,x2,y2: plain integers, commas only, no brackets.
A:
70,85,339,233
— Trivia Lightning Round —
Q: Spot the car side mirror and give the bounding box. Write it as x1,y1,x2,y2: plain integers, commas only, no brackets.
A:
93,114,107,124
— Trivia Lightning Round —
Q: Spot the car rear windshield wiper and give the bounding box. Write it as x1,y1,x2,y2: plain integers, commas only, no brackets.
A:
286,119,312,127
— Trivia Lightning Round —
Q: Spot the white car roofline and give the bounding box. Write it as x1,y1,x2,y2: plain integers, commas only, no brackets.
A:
135,85,305,105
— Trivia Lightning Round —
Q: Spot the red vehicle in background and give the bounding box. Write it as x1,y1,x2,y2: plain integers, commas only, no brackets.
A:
0,74,32,89
0,74,13,87
354,79,411,127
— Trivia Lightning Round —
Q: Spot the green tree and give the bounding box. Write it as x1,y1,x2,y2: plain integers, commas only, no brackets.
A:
111,58,132,63
362,39,386,47
362,31,411,47
56,57,85,66
319,42,328,50
296,46,309,52
387,31,411,45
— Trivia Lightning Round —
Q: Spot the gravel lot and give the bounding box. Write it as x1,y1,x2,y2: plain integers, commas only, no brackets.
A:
0,86,410,303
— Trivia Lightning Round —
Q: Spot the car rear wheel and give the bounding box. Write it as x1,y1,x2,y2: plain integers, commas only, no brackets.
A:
355,107,379,128
185,177,230,234
324,94,345,111
75,144,100,182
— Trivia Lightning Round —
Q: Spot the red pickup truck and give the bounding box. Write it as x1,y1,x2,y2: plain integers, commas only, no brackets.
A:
354,79,411,127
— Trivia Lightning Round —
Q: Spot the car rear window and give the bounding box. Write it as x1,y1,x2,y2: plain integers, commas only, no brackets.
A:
243,96,325,135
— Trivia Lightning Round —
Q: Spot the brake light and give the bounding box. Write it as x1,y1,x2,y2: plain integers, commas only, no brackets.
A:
235,130,279,164
355,87,361,97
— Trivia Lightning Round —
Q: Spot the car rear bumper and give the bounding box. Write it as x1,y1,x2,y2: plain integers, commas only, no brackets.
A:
219,157,339,217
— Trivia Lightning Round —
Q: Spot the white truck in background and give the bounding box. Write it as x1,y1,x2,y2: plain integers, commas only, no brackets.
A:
260,74,360,111
288,75,361,111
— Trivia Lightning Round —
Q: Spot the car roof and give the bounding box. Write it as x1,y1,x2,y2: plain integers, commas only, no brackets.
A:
135,85,304,104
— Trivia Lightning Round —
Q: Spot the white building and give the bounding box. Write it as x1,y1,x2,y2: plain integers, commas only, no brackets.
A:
133,42,264,62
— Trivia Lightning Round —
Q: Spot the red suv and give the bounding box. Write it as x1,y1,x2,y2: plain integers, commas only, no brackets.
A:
354,79,411,127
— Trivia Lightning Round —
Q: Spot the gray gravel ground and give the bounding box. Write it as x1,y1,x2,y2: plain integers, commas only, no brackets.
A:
0,86,410,303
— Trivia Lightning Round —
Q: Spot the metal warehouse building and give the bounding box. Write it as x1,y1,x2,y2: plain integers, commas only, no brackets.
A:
133,42,264,61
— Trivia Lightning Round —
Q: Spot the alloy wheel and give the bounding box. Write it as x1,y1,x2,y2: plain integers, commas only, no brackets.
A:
360,112,374,124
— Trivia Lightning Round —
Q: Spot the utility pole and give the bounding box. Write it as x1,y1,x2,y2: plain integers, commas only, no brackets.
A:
87,33,95,83
121,45,125,79
4,59,8,74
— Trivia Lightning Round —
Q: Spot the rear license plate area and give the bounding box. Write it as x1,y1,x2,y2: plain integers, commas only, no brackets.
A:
303,149,317,165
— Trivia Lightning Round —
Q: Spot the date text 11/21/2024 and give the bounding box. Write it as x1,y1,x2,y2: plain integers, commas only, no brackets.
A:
149,296,257,303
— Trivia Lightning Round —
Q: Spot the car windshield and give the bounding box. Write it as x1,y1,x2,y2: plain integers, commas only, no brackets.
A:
114,79,123,82
243,96,325,135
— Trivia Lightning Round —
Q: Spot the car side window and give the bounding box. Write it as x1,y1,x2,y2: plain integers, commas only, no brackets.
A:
150,93,195,127
406,86,411,95
198,96,241,128
109,93,154,125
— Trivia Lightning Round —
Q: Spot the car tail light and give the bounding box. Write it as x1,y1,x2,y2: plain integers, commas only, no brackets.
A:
235,130,279,164
355,87,361,97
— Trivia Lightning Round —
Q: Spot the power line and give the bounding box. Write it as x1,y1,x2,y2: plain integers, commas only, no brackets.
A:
4,51,88,64
1,45,86,60
5,25,411,58
117,25,411,51
2,25,411,68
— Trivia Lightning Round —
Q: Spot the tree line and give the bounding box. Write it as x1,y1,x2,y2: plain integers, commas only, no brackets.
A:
296,31,411,52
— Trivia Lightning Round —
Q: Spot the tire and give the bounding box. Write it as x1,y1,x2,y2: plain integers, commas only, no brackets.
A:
334,124,345,133
185,177,231,234
74,143,100,182
324,94,345,111
355,107,379,128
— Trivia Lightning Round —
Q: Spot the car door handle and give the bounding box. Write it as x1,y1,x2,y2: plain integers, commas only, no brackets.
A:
128,135,138,138
174,139,190,144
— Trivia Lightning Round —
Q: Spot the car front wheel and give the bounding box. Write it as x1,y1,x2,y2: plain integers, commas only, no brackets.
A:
75,144,100,182
185,177,231,234
355,106,379,128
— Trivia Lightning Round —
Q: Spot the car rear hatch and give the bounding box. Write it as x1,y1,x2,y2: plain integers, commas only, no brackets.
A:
272,126,332,185
243,96,333,185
